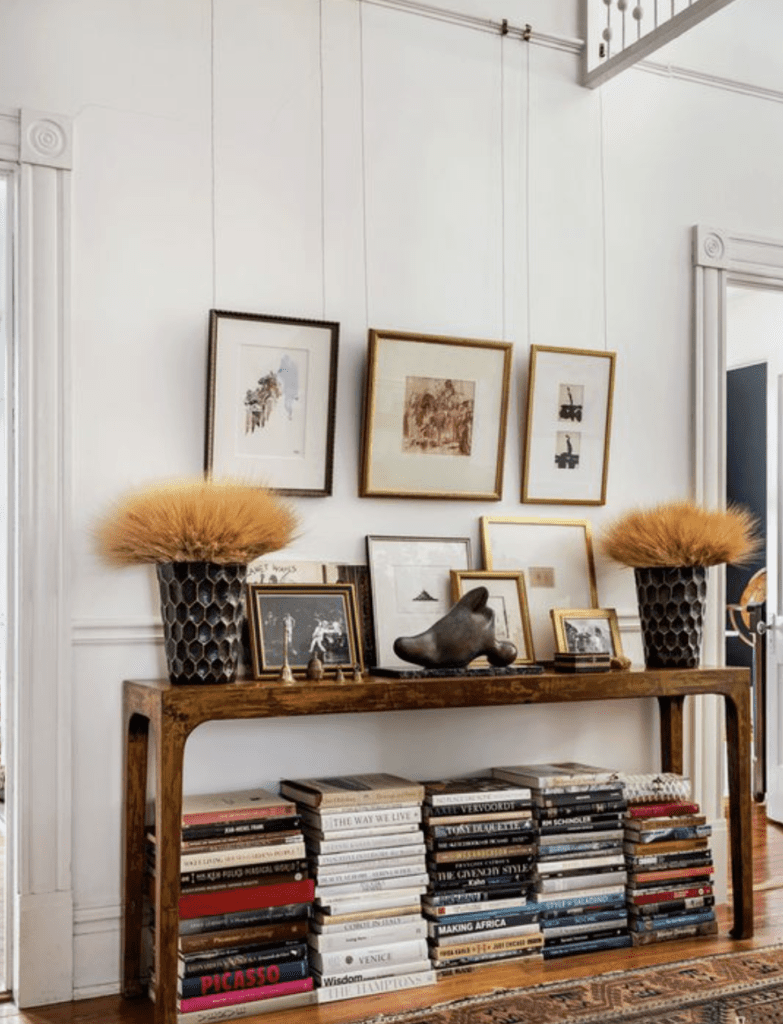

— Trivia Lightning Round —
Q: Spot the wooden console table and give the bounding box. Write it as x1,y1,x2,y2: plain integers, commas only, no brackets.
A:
121,666,752,1024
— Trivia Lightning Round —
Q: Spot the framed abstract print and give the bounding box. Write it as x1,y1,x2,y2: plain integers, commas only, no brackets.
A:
480,516,598,662
360,329,512,500
450,569,536,665
205,309,339,496
366,535,472,669
522,345,616,505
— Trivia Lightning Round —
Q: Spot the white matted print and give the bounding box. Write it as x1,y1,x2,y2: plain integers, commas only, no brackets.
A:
522,345,616,505
206,310,339,496
360,329,512,500
366,535,472,669
480,517,598,663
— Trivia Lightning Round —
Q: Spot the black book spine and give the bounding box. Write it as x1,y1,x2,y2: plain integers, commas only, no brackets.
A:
180,815,302,841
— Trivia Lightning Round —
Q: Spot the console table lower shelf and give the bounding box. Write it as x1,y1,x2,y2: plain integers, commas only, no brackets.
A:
121,666,752,1024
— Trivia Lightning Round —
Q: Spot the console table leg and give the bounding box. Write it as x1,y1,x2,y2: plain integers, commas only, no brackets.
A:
657,695,684,774
153,716,187,1024
121,711,149,997
724,687,754,938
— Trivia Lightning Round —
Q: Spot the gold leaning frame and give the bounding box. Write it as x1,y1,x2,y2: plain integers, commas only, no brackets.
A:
359,328,513,500
550,607,623,657
522,344,616,506
450,569,536,665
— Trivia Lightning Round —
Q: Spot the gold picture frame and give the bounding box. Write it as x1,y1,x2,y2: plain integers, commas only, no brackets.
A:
450,570,536,665
480,516,599,663
360,328,513,500
551,608,623,658
246,583,364,678
522,345,616,505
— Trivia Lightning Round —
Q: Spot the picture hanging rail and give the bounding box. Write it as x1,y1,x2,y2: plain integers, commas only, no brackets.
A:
205,309,339,497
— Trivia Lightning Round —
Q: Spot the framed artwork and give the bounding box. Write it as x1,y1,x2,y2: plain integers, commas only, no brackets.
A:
480,516,598,663
551,608,623,658
366,535,472,669
360,329,513,500
246,583,363,677
205,309,339,496
450,570,536,666
522,345,616,505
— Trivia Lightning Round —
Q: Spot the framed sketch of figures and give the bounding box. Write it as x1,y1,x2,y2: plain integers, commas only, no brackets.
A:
246,583,363,677
205,310,339,496
360,329,512,500
522,345,616,505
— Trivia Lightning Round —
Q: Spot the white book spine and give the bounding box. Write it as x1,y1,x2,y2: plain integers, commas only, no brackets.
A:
315,968,436,1002
314,959,432,986
543,916,628,938
308,920,427,951
306,823,421,841
313,843,425,866
423,897,529,918
429,787,532,806
305,828,422,853
314,859,426,884
316,886,427,915
310,938,429,974
315,911,423,933
535,871,628,894
537,854,625,874
315,872,429,897
180,842,306,871
304,807,422,831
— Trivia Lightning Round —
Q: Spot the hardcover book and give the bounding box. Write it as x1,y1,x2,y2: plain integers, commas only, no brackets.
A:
309,937,429,974
181,788,297,827
178,878,315,920
630,919,718,945
178,975,314,1013
177,919,310,955
280,773,424,808
178,956,309,999
423,776,532,805
492,763,621,789
315,969,436,1003
178,940,308,977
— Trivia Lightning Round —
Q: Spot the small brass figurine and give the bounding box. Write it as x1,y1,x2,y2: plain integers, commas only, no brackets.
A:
307,654,325,681
278,628,295,684
352,664,363,682
334,666,346,683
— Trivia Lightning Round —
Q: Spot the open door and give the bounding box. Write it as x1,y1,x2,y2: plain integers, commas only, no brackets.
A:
726,283,783,822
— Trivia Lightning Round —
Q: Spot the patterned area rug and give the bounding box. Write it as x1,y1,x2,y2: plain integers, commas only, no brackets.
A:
364,946,783,1024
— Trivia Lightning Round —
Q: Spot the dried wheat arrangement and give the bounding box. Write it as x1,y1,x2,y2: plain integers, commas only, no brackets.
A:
600,500,759,568
95,477,299,566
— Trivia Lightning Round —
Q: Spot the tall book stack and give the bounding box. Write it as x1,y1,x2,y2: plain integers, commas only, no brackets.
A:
278,773,436,1004
621,773,717,944
420,774,542,970
148,787,317,1022
493,762,631,960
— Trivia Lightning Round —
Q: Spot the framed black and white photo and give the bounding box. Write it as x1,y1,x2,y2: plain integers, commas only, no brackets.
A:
205,309,339,496
480,516,598,662
551,608,622,658
360,329,512,500
366,535,472,669
246,583,363,677
450,569,536,665
522,345,616,505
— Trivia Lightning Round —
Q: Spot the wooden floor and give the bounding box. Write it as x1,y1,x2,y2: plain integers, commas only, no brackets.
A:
4,805,783,1024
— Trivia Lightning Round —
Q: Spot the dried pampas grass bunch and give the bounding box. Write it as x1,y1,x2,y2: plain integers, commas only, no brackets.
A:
600,500,759,569
96,478,299,566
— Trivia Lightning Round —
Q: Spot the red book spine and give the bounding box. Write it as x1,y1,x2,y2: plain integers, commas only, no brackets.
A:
178,879,315,919
627,803,700,819
182,804,294,826
632,866,713,884
179,975,314,1012
630,884,713,906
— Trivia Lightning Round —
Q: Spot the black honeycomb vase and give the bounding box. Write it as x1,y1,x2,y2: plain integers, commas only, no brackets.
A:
156,561,246,685
634,565,707,669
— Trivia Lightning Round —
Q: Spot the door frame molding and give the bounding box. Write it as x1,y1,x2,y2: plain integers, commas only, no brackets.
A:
1,105,74,1006
693,224,783,840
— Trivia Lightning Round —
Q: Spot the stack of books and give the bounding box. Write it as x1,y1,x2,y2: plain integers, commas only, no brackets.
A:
420,774,542,969
148,787,317,1022
552,652,612,674
622,775,717,944
278,773,435,1003
493,762,631,960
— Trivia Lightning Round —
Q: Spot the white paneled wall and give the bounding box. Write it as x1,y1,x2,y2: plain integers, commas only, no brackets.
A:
0,0,782,998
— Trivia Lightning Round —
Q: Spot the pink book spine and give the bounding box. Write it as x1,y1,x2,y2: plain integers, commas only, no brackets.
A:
627,803,699,818
179,976,313,1012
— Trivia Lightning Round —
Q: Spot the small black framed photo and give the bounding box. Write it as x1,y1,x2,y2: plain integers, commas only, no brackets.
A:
246,583,363,677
